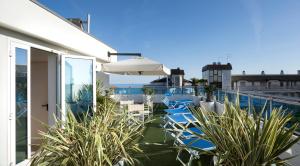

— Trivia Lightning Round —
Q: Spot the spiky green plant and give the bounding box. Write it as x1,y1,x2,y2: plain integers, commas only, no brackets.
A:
142,87,154,96
31,95,144,165
204,85,216,102
191,78,200,96
186,97,300,165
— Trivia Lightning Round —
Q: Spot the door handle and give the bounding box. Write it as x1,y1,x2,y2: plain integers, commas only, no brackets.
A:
42,104,48,111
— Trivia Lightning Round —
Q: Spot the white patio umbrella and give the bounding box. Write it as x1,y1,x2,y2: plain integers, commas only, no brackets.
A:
101,57,170,75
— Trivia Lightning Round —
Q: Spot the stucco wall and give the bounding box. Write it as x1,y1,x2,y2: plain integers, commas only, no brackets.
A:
31,62,48,148
0,34,9,165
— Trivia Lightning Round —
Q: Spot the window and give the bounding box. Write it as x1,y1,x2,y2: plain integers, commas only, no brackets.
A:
213,75,218,81
64,57,94,117
218,70,222,76
214,70,217,74
15,48,28,163
209,70,213,76
240,81,246,86
218,76,222,82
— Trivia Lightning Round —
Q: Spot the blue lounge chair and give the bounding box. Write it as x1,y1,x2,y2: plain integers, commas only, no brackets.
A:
164,109,191,115
162,113,198,142
176,137,215,166
166,114,197,125
181,127,204,138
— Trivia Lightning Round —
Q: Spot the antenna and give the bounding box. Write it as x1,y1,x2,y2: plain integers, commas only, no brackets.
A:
87,14,90,34
80,14,91,33
217,56,221,63
226,53,231,63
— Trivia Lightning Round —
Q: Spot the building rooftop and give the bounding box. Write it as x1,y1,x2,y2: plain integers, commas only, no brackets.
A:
150,77,191,84
232,74,300,82
202,63,232,72
171,67,185,75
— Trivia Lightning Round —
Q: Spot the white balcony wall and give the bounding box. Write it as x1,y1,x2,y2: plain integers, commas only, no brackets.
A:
112,94,201,106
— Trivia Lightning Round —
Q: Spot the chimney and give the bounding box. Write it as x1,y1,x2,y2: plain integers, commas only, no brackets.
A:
242,70,246,75
261,70,265,75
67,18,84,30
213,62,217,65
280,70,284,75
67,14,91,33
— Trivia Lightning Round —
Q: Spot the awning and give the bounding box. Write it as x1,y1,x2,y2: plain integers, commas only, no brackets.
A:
102,57,170,75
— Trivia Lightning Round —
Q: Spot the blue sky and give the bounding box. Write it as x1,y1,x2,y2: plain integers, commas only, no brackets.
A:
39,0,300,84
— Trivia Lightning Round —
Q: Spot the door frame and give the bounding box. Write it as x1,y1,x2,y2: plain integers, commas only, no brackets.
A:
61,54,96,121
10,42,31,166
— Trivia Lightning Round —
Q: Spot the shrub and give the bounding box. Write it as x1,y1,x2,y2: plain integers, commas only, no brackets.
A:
187,97,300,165
30,82,144,166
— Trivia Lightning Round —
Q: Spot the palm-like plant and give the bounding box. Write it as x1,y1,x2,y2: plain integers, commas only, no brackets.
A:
187,97,300,165
142,87,155,96
191,78,200,96
30,83,144,166
204,84,216,102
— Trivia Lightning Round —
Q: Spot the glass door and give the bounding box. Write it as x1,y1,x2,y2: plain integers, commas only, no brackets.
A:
61,55,96,120
10,43,31,165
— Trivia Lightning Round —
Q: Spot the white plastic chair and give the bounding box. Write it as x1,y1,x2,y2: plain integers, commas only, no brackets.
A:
127,104,145,121
119,100,134,110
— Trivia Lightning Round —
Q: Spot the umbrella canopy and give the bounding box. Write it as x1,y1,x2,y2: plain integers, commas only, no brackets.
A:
102,57,170,75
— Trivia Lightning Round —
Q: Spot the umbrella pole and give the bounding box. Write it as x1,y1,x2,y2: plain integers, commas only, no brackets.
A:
166,76,169,90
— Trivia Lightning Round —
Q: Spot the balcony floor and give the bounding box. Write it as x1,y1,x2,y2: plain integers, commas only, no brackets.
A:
135,112,213,166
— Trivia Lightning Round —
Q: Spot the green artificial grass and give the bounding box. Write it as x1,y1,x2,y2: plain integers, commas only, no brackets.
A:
134,113,213,166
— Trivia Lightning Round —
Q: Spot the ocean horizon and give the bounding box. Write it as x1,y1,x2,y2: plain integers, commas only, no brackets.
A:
111,83,145,88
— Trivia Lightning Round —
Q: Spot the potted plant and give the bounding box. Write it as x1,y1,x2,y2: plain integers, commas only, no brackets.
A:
142,87,154,104
30,83,144,166
198,79,207,86
190,78,200,96
204,84,216,102
188,97,300,165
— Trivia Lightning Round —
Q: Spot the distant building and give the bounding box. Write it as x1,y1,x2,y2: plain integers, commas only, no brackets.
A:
232,70,300,91
202,62,232,90
148,67,191,87
170,68,185,87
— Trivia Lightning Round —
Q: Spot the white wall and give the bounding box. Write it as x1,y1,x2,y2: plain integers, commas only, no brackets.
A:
112,94,201,106
48,54,57,126
0,34,9,165
31,62,48,148
222,70,231,90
